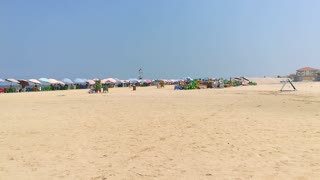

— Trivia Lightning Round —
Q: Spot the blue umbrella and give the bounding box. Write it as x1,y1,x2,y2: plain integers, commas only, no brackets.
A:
62,78,74,84
39,78,50,83
128,78,139,83
74,78,86,84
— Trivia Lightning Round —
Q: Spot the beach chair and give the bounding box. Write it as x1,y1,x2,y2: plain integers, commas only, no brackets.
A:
280,79,297,91
88,89,96,94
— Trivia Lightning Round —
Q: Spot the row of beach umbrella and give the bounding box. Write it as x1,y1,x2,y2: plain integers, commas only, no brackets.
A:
0,78,152,86
0,77,185,86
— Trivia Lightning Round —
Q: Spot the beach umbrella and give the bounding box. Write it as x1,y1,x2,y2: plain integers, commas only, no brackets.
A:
62,78,73,84
47,79,64,85
18,79,30,87
29,79,41,84
74,78,86,84
101,78,117,84
39,78,50,83
56,80,65,85
86,79,95,85
5,78,20,84
47,79,58,84
141,79,151,83
128,78,139,83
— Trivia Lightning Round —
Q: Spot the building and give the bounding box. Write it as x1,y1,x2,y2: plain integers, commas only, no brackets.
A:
292,67,320,81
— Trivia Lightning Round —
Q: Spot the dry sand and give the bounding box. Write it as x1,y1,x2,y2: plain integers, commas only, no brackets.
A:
1,81,320,179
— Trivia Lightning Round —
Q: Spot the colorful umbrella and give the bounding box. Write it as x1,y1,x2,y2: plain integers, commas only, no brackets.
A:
18,79,30,87
141,79,151,83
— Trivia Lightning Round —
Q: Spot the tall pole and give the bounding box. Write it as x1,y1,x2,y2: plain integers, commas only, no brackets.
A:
138,68,143,80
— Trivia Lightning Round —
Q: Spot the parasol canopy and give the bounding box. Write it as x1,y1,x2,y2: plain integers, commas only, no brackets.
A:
74,78,86,84
29,79,41,84
86,79,95,85
101,78,117,84
18,79,30,87
128,78,139,83
5,78,20,84
140,79,151,83
48,79,65,85
39,78,50,83
62,78,73,84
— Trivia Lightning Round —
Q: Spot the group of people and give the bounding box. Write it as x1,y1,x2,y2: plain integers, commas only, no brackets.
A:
88,81,109,93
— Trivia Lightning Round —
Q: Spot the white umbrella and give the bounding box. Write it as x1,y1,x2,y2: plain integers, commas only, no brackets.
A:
56,80,65,85
87,79,95,85
48,79,64,85
48,79,58,84
5,78,20,84
101,78,117,84
29,79,42,84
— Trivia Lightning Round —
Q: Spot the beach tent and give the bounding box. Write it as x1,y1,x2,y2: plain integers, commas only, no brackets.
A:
29,79,41,84
62,78,73,84
74,78,86,84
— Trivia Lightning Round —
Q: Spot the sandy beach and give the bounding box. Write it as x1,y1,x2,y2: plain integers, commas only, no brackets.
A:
1,81,320,179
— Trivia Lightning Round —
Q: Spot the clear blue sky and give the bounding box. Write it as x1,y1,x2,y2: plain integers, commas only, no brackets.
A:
1,0,320,80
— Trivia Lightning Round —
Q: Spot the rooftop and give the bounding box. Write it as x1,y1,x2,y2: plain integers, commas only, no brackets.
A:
297,67,320,72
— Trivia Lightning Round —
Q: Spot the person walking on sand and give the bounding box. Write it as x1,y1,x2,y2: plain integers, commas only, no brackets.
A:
103,84,109,93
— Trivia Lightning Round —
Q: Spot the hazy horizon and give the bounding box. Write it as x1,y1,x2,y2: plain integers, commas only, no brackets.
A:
1,0,320,80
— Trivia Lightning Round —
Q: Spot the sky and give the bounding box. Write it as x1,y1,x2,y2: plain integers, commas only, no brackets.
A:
1,0,320,80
